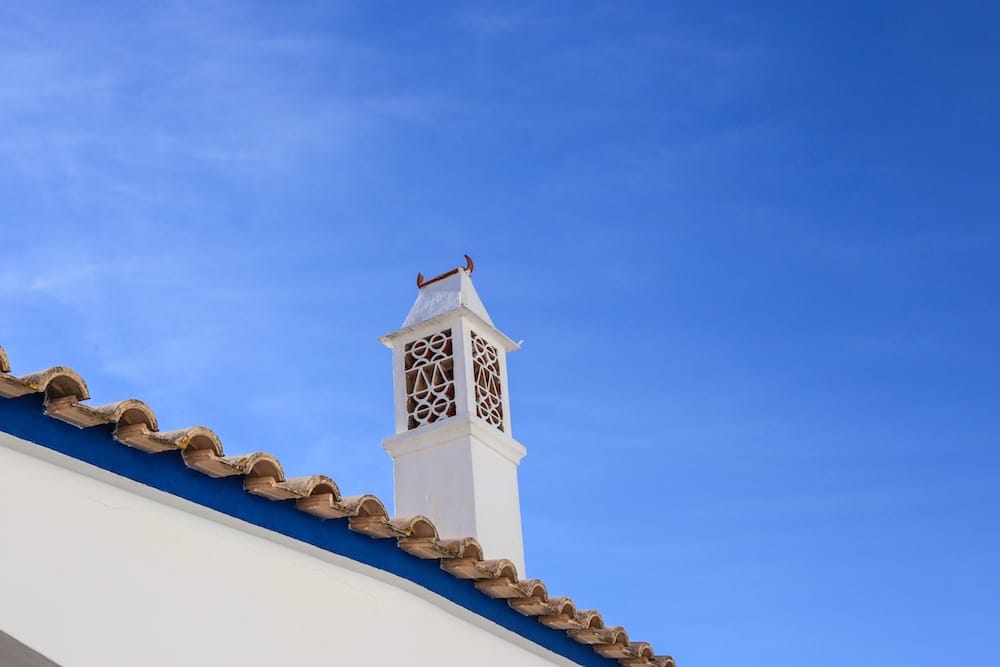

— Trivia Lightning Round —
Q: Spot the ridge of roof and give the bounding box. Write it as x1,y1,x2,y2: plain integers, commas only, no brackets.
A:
0,344,675,667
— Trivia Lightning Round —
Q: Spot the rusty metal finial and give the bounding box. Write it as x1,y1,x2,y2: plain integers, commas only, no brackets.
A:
416,254,474,289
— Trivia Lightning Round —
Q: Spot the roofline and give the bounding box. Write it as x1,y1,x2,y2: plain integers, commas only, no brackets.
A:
0,394,619,667
0,342,674,667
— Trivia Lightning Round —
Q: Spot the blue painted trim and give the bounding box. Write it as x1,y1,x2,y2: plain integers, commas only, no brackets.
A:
0,395,615,666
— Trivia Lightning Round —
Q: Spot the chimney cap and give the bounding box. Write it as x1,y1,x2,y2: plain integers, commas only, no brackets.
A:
379,257,519,352
416,254,474,289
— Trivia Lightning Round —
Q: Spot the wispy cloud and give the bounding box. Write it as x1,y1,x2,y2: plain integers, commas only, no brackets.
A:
455,8,534,37
0,3,455,212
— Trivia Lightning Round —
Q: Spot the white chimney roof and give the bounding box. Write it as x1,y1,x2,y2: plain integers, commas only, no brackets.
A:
402,268,494,329
381,256,518,353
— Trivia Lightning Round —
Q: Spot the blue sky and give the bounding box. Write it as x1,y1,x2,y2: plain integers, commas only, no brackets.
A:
1,2,998,665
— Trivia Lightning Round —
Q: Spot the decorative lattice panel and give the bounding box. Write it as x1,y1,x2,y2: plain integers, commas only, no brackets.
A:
471,331,504,431
404,330,457,430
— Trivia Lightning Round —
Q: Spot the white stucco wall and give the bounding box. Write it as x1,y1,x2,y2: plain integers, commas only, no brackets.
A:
0,432,573,667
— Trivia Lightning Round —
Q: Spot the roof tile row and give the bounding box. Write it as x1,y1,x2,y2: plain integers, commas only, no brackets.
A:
0,345,674,667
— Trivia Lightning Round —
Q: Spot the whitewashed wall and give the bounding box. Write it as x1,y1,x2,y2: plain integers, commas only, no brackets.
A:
0,432,573,667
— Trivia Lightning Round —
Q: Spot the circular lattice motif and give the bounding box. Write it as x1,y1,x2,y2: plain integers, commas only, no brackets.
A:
411,391,455,424
406,331,452,368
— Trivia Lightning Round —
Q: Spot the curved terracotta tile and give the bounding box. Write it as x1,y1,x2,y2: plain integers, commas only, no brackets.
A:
167,427,231,476
343,495,395,536
537,597,580,629
386,515,438,539
587,627,630,656
282,475,341,499
161,426,224,454
295,493,348,519
340,494,388,518
220,452,285,480
626,642,654,660
435,537,484,561
442,557,519,582
17,367,90,402
93,400,170,452
513,578,548,600
92,399,158,431
507,581,552,616
44,398,161,440
217,452,297,500
574,609,604,630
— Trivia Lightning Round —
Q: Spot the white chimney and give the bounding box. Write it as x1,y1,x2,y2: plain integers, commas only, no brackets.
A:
380,256,527,575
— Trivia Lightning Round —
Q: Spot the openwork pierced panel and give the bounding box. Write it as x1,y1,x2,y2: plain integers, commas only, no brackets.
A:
471,331,504,431
404,330,457,430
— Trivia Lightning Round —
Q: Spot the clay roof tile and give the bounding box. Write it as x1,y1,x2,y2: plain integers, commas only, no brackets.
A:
281,475,340,498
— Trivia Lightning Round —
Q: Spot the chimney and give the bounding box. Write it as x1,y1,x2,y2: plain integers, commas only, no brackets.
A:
380,256,526,575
